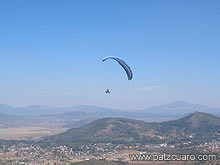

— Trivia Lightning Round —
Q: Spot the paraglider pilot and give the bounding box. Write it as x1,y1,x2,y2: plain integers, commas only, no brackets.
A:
105,89,110,94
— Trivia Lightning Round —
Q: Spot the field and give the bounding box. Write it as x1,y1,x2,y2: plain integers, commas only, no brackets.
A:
0,124,67,140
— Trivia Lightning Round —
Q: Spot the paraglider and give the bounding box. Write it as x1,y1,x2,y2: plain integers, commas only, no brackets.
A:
102,56,133,80
105,89,110,94
102,56,133,94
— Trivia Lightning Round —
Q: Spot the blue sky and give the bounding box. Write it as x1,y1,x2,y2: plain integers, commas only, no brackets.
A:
0,0,219,109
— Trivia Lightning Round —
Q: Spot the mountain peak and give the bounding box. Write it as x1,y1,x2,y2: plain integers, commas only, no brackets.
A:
188,111,218,119
180,111,220,128
170,101,192,105
140,101,220,116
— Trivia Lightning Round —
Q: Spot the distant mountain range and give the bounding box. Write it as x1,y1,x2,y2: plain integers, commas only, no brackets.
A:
1,101,219,116
0,112,45,128
41,112,220,147
139,101,220,116
0,101,219,128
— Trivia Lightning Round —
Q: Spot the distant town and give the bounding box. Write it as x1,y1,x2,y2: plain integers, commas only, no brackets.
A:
0,141,220,164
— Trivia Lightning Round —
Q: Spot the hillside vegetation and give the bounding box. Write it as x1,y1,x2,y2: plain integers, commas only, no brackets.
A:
41,112,220,147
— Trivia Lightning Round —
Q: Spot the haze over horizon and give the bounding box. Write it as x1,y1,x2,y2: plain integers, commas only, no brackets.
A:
1,100,220,111
0,0,220,109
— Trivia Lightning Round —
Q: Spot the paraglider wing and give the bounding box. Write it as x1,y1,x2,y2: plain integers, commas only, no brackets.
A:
102,56,133,80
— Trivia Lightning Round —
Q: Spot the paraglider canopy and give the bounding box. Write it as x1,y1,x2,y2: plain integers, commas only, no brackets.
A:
102,56,133,80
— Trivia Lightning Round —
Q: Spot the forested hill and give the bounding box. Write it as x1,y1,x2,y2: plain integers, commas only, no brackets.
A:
41,112,220,147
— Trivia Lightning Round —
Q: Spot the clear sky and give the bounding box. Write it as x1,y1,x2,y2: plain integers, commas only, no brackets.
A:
0,0,219,109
